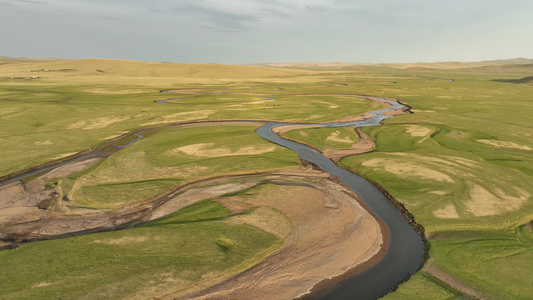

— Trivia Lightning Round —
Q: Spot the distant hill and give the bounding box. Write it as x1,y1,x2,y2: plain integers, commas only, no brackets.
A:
256,58,533,74
0,58,311,79
478,58,533,65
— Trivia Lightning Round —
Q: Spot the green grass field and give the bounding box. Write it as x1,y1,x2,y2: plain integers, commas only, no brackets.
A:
0,199,282,299
281,126,360,151
1,58,532,299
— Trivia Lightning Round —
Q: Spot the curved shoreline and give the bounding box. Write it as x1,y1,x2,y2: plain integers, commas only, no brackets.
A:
0,92,425,299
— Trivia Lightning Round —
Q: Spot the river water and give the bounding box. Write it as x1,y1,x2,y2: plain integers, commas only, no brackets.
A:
256,97,424,299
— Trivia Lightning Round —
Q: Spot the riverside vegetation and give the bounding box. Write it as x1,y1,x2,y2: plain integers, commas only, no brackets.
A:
0,57,532,299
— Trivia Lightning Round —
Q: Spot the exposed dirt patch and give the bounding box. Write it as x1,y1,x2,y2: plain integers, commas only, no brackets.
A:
0,206,45,224
44,158,101,179
476,139,532,150
299,131,309,137
0,178,58,225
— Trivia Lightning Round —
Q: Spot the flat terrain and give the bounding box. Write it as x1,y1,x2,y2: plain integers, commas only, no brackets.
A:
1,58,532,299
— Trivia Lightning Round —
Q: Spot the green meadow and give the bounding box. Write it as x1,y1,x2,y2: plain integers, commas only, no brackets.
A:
281,126,360,151
1,58,532,299
0,199,282,299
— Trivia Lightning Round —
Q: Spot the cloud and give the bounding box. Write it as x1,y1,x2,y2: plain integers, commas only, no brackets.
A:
174,2,262,31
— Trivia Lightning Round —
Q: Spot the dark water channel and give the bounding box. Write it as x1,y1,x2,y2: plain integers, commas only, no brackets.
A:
256,98,424,299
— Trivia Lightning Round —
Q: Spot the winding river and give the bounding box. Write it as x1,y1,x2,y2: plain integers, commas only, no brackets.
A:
0,93,425,299
256,97,424,299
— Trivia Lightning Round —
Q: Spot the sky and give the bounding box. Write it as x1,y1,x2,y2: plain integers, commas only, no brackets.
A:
1,0,532,64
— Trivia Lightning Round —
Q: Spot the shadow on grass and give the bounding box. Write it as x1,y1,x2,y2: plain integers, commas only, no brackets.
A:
492,76,533,84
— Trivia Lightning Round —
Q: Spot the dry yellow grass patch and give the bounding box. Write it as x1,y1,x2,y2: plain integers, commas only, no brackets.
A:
101,132,129,140
248,98,271,104
326,131,354,144
93,236,148,245
32,282,54,288
51,152,78,160
83,88,152,94
442,156,478,168
429,191,447,195
76,152,207,186
410,109,435,113
142,110,214,126
171,143,276,158
465,183,530,216
68,116,130,130
433,204,459,219
389,153,460,167
436,96,462,99
476,139,532,150
362,158,454,182
0,107,23,116
405,125,432,137
312,100,339,109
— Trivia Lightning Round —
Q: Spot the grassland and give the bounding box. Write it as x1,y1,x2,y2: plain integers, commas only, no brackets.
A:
330,68,533,299
0,199,282,299
1,58,532,299
281,126,360,151
66,124,300,209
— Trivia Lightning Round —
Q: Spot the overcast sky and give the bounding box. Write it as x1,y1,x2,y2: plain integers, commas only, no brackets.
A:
1,0,532,64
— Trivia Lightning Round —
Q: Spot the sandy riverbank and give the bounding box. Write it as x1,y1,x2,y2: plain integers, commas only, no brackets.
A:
155,170,387,300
